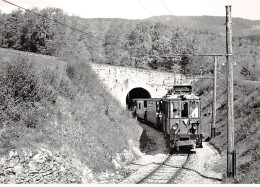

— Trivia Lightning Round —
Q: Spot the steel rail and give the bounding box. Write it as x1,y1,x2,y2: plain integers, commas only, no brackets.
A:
166,153,190,183
136,154,172,184
136,153,189,184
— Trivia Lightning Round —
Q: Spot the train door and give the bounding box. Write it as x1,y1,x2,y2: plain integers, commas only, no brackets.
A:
144,100,147,121
169,101,180,134
154,100,163,127
136,100,144,119
137,101,142,111
155,101,160,124
179,101,190,134
162,101,169,138
189,100,200,135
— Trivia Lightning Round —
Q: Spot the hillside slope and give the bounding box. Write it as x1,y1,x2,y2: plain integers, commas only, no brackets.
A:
147,15,260,36
194,75,260,183
0,48,143,183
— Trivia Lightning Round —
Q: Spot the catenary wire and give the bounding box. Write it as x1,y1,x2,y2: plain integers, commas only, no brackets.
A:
1,0,104,42
1,0,105,55
159,0,185,28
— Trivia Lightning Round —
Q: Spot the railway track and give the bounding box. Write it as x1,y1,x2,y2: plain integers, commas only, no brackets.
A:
136,153,190,184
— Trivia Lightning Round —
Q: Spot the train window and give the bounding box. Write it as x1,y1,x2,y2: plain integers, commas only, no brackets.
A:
190,101,199,118
156,101,162,112
156,101,161,112
159,101,163,111
164,102,168,117
138,102,141,109
170,102,180,118
181,101,189,118
156,102,159,112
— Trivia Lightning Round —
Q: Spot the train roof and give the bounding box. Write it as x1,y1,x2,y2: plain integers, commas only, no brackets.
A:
132,93,200,102
173,84,192,87
132,98,162,101
171,85,192,94
163,93,200,100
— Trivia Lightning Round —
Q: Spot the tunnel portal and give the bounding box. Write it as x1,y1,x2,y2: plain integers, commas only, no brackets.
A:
126,87,151,109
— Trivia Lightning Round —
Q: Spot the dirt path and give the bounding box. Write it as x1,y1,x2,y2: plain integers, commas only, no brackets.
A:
172,142,223,184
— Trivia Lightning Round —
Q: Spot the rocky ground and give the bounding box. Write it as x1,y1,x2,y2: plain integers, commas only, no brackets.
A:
0,149,92,184
0,143,141,184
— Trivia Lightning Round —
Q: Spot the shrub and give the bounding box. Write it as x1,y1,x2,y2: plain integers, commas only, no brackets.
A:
0,55,59,154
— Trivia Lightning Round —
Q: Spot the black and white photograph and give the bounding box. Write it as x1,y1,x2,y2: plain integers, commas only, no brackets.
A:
0,0,259,184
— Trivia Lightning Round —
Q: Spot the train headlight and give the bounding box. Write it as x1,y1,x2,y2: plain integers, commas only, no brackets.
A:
172,123,178,130
192,124,197,130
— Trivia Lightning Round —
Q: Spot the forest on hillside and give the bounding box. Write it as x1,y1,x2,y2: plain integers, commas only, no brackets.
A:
0,8,259,80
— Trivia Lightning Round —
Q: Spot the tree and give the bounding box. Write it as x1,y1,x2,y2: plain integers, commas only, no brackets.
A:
2,9,24,50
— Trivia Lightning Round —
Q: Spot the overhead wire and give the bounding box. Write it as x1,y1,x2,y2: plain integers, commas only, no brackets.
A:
135,0,183,64
137,0,166,24
1,0,145,59
1,0,161,60
159,0,208,75
137,0,155,18
135,0,198,74
135,1,193,56
159,0,173,15
135,0,166,60
1,0,104,42
1,0,186,62
1,0,104,55
159,0,186,28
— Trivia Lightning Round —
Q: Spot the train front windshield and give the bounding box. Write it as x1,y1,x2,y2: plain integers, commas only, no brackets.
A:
190,101,199,118
170,100,200,118
170,102,180,118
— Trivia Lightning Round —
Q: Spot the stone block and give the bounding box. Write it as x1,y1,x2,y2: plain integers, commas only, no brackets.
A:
13,165,23,175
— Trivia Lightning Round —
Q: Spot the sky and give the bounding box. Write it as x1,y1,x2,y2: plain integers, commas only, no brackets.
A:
0,0,260,20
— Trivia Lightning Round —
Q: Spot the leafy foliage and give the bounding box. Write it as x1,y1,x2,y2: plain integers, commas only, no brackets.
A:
0,56,57,128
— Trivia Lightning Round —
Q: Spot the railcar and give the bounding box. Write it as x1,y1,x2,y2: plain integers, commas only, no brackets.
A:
162,85,203,150
132,85,203,151
133,98,163,129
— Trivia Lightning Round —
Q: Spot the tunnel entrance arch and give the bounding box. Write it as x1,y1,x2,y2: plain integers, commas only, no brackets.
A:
126,87,151,109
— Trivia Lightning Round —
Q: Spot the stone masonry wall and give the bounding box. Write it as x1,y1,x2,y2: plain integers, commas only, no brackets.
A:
90,63,196,107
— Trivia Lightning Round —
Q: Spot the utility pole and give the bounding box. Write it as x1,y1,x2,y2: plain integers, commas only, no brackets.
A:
226,5,236,178
211,56,217,137
174,69,176,85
